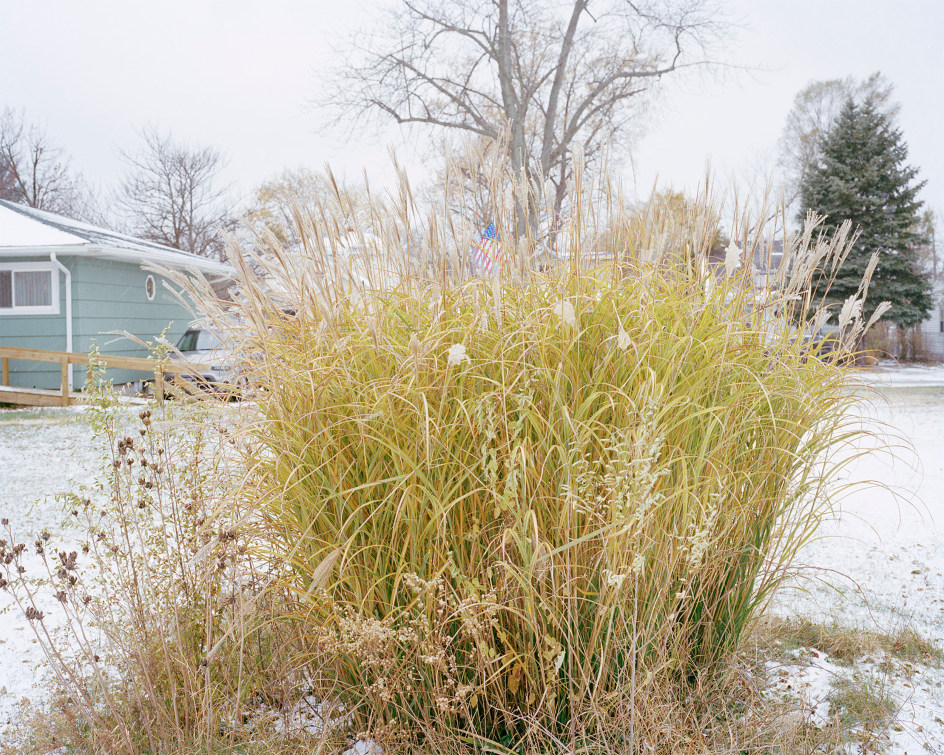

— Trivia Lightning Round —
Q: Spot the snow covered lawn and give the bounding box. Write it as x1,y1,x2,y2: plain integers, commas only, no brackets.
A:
0,406,102,735
769,364,944,753
1,365,943,751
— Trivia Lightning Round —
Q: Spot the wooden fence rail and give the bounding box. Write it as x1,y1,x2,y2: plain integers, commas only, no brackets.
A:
0,346,207,407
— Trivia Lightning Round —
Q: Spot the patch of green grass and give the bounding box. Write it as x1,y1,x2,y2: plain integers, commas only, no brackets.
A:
828,673,897,745
885,626,943,665
758,616,943,667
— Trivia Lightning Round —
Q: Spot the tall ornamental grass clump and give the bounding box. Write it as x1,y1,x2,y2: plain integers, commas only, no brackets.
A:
220,273,867,748
180,157,881,750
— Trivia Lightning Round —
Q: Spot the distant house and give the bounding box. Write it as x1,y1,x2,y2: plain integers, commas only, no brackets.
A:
0,199,233,391
915,280,944,360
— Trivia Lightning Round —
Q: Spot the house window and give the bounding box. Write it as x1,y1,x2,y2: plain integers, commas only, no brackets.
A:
0,264,59,315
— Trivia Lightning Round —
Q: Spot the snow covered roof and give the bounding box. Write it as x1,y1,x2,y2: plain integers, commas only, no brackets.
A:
0,199,234,277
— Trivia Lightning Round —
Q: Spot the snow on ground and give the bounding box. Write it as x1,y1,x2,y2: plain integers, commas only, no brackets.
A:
1,367,943,750
859,361,944,389
0,406,105,733
771,365,944,753
771,380,944,640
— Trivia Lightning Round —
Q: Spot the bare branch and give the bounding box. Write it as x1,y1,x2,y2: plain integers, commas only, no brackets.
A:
323,0,727,227
116,126,235,260
0,108,96,220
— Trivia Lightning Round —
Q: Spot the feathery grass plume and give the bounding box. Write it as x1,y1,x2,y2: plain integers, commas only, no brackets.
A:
171,152,886,751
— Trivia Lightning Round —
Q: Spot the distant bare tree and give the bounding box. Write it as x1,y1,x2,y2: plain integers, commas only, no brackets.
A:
918,208,942,291
0,108,96,219
778,72,898,209
245,166,371,247
329,0,726,234
118,127,235,260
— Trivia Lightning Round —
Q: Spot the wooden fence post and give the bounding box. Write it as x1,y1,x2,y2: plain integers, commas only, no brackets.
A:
154,368,164,405
1,356,8,387
60,357,70,407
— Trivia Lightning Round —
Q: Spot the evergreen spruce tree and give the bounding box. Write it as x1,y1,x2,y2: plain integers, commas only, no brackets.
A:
798,96,932,330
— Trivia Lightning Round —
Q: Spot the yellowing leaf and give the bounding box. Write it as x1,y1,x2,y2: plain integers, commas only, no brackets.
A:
508,664,523,694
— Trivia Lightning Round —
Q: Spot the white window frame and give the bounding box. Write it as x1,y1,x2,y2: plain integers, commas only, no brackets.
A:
0,262,60,315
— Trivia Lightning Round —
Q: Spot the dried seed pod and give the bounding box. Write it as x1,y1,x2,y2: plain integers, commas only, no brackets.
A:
25,606,44,621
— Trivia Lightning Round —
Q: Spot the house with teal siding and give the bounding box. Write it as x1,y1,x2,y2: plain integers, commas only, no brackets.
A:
0,200,233,391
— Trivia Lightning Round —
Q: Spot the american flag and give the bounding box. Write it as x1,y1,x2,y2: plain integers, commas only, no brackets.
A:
470,223,505,276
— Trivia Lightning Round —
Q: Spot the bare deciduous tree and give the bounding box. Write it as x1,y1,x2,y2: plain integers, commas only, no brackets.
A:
918,208,942,291
330,0,725,234
245,166,371,247
0,108,96,219
118,127,235,260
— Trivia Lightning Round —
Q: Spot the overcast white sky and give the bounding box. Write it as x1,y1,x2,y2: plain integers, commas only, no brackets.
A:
1,0,942,219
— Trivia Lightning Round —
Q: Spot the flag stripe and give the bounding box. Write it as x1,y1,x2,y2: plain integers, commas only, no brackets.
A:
470,223,505,275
